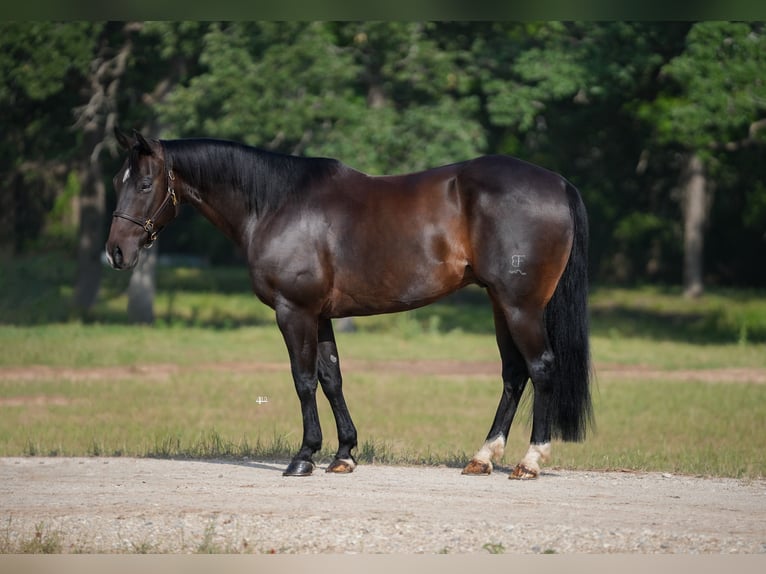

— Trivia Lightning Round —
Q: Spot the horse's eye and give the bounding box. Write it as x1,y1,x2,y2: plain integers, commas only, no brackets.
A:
140,178,152,192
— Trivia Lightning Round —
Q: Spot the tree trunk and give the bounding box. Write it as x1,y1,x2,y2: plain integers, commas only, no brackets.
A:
0,173,18,259
72,22,138,317
334,317,356,333
127,242,158,324
72,133,106,314
681,153,708,298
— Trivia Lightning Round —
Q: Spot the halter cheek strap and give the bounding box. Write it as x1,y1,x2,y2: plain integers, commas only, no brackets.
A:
113,169,179,248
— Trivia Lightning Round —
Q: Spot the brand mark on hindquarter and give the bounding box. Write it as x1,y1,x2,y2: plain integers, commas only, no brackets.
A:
510,254,527,275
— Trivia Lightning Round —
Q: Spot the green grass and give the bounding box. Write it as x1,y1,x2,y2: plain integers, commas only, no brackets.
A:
553,379,766,477
589,284,766,344
1,255,766,478
1,323,764,477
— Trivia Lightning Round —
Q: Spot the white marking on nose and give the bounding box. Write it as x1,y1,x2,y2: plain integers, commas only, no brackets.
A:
122,167,130,183
105,246,114,268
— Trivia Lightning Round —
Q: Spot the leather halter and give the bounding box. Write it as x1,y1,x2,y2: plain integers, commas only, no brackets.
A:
112,167,179,248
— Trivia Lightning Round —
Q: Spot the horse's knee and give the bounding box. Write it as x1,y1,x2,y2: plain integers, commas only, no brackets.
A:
294,377,318,401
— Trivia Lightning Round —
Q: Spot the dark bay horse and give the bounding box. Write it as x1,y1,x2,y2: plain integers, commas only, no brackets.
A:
106,128,592,479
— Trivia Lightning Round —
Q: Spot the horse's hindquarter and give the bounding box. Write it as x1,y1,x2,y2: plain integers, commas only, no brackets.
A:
461,155,575,307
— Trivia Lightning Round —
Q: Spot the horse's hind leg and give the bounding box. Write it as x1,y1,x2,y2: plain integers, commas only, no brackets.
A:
317,318,358,473
463,296,529,475
509,305,556,479
491,299,556,479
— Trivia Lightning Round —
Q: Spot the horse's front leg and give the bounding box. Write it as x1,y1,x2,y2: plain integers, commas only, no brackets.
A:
276,302,322,477
317,318,358,473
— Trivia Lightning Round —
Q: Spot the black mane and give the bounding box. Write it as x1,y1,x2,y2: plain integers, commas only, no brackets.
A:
161,138,342,216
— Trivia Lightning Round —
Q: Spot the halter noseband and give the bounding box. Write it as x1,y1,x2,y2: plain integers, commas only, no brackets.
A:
112,167,179,249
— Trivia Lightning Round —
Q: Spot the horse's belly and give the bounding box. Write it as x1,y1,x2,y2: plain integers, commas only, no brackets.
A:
327,258,471,317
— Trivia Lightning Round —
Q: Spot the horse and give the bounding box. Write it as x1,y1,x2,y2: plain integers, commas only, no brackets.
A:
106,128,592,479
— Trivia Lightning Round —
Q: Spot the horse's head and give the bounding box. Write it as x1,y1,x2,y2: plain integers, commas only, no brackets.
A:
105,128,179,270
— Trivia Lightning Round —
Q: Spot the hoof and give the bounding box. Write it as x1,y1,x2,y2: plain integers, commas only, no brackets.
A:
283,459,315,477
509,463,539,480
462,459,492,475
326,458,356,474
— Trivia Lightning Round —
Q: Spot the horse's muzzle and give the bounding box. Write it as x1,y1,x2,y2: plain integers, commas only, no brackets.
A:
105,243,138,270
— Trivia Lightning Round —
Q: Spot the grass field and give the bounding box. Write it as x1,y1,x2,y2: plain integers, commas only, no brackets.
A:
1,255,765,478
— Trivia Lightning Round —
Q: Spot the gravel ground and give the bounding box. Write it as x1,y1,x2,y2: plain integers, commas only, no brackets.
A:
1,457,764,554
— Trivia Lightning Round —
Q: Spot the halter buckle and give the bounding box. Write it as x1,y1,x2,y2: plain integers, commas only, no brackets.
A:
168,170,178,207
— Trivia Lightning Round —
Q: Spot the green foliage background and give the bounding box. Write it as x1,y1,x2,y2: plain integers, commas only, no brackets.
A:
1,21,765,285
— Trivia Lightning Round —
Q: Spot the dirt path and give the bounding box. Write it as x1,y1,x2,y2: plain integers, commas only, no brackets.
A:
2,360,766,384
1,457,764,554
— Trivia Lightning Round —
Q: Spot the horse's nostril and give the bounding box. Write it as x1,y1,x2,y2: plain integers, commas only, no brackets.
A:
113,246,123,267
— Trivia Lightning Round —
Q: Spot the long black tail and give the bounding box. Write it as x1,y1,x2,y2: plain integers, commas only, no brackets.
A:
544,182,593,441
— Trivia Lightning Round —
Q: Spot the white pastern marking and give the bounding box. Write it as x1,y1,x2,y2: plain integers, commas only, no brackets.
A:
519,442,552,473
122,167,131,183
473,435,506,464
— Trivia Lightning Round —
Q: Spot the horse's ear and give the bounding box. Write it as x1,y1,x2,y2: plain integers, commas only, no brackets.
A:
133,130,154,156
114,127,131,150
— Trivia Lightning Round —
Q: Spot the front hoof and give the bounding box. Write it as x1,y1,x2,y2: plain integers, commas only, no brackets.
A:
283,459,315,476
509,463,539,480
462,459,492,475
326,458,356,474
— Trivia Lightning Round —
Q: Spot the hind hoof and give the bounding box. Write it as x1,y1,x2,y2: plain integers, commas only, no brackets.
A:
326,458,356,474
283,460,315,476
509,463,539,480
462,459,492,475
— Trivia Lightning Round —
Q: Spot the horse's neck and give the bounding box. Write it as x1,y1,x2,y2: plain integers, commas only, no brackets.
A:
183,181,251,246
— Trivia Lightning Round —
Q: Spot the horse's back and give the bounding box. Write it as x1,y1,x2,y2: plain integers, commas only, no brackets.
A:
457,154,570,198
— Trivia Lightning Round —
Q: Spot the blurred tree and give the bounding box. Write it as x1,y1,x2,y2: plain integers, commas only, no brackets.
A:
322,21,485,173
71,22,205,320
639,22,766,296
72,22,143,315
0,21,97,257
466,22,691,282
158,22,485,175
2,21,764,294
